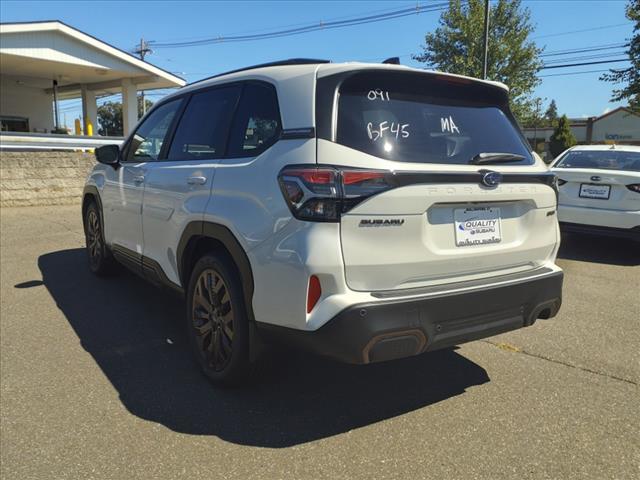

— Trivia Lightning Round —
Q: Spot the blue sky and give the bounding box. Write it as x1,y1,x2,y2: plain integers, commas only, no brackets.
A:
1,0,634,124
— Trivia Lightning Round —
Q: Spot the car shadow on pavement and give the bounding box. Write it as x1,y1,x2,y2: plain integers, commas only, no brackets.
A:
558,233,640,266
38,248,490,448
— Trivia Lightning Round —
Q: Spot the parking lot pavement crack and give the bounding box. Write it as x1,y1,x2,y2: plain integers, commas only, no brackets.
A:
483,340,638,386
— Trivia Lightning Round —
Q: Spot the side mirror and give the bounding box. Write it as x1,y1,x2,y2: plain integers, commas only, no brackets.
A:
95,144,120,166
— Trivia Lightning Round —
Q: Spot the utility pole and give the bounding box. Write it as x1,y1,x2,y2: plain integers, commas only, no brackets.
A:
533,98,542,154
482,0,490,79
133,38,152,117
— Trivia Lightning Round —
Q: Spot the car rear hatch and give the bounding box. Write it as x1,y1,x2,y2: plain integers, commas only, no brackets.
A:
553,149,640,212
315,67,559,292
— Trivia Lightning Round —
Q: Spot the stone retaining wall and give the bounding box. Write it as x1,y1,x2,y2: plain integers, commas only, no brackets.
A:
0,151,95,207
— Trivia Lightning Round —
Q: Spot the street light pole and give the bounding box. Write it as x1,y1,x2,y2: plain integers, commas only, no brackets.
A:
482,0,490,79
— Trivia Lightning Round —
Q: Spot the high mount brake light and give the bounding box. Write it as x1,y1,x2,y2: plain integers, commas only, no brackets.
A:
278,166,394,222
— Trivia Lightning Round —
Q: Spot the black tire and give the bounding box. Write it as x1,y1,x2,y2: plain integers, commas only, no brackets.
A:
186,253,251,385
84,202,116,275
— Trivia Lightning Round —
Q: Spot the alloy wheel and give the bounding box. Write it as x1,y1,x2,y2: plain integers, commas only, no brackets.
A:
87,209,102,267
191,268,234,372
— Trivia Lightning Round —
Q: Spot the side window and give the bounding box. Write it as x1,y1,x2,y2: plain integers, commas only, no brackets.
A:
167,86,241,160
125,100,181,162
227,83,281,157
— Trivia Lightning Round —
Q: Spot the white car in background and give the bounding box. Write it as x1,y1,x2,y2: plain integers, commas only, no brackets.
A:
551,145,640,241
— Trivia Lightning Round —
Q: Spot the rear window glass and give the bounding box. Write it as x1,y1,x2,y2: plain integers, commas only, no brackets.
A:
336,72,533,165
555,150,640,172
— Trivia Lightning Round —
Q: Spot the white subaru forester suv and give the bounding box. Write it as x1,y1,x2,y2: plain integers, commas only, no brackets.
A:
83,59,563,384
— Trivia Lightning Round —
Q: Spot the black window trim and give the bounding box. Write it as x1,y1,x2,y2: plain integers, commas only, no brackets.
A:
119,79,284,165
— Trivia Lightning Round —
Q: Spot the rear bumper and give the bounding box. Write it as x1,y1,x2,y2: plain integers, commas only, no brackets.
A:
257,270,563,364
558,204,640,230
560,222,640,241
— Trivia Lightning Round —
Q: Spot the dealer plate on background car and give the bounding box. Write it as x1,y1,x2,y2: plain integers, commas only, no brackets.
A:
454,207,502,247
579,183,610,199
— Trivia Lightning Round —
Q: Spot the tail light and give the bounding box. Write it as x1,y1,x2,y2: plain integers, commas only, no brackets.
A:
278,165,394,221
626,184,640,193
557,179,567,186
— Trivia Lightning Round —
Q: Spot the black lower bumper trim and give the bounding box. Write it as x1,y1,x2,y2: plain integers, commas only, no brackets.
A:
257,271,563,364
560,222,640,241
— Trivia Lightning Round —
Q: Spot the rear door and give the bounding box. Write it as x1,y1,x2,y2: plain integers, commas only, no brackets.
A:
141,85,241,286
553,149,640,211
316,69,558,292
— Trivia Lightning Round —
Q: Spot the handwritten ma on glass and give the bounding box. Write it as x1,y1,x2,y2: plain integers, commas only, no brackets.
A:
441,115,460,134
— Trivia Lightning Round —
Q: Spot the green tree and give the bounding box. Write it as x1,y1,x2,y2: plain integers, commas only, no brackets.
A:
601,0,639,112
549,115,576,157
413,0,543,122
544,99,558,126
97,101,122,136
97,97,154,136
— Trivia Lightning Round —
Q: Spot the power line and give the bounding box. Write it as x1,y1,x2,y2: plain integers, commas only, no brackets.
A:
357,40,629,65
150,19,633,50
149,2,450,48
541,58,630,70
543,51,628,65
150,2,425,44
533,22,632,39
539,68,610,78
541,43,628,58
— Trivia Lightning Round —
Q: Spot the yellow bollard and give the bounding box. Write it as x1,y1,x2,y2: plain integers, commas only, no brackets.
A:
74,118,81,135
86,121,93,136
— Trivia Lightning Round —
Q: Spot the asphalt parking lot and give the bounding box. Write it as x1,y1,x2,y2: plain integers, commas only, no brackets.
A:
1,205,638,480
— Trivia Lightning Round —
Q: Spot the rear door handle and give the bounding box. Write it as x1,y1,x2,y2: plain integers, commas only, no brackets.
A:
187,176,207,185
133,175,145,184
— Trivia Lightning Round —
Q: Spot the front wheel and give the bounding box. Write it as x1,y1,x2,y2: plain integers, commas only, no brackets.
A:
84,202,116,275
186,253,251,385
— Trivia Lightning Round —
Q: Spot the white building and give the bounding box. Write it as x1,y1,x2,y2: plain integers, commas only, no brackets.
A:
523,107,640,157
0,20,185,139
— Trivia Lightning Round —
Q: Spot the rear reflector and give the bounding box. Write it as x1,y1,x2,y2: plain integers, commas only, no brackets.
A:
307,275,322,313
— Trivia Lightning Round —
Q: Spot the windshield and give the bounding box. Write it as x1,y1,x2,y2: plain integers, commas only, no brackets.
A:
335,71,533,165
555,150,640,172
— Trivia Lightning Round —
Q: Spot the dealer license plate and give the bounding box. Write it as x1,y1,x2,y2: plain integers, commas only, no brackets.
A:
454,207,502,247
579,183,610,199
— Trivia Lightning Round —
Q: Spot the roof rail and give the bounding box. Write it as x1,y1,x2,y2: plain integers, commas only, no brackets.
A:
187,58,331,86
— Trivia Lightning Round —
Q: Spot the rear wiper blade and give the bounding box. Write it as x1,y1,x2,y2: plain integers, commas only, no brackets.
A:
469,152,526,165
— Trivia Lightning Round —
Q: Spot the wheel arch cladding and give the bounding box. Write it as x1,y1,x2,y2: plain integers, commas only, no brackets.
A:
177,221,256,322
